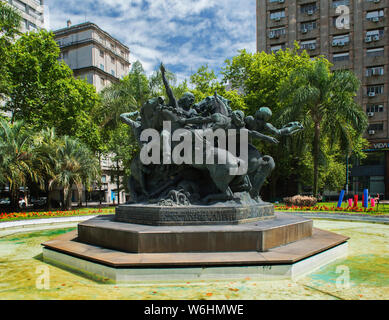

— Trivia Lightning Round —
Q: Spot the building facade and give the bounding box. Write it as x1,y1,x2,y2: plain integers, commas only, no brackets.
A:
6,0,44,32
257,0,389,198
54,22,131,205
54,22,131,92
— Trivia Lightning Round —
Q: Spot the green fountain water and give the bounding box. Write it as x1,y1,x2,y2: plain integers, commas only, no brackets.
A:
0,220,388,300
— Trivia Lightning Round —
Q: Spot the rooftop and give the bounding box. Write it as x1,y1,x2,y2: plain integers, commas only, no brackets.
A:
53,21,129,52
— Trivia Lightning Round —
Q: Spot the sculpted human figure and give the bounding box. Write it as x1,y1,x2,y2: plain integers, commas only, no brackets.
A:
160,63,197,118
245,107,303,138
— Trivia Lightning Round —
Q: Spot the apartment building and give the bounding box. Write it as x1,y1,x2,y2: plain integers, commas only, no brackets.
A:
6,0,44,32
257,0,389,198
54,22,131,92
54,22,131,205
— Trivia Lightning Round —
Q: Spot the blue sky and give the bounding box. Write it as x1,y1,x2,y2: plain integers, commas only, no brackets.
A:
46,0,257,84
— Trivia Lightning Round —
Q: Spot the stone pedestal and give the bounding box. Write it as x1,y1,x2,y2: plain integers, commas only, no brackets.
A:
41,204,349,283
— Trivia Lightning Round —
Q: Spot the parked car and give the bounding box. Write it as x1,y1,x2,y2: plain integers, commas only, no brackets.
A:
31,197,47,209
0,198,26,208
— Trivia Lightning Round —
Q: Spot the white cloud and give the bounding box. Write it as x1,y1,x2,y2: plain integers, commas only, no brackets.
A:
47,0,256,83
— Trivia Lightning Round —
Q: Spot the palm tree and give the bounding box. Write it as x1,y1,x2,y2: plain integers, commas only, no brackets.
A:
50,136,100,210
279,59,368,197
0,119,39,210
31,128,61,209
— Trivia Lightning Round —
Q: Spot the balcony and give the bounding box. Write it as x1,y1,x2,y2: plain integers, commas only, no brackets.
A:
330,38,351,53
268,17,287,27
365,75,386,86
364,53,387,66
57,37,129,63
364,17,386,29
298,10,319,22
267,0,288,10
363,34,386,48
298,28,319,40
301,43,320,56
269,33,287,44
363,0,388,11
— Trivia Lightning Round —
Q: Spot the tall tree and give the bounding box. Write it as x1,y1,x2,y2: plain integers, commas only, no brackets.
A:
2,30,102,151
0,119,39,210
279,59,368,196
0,1,21,99
49,135,100,210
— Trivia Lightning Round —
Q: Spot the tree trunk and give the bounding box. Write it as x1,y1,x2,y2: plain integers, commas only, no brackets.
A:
313,122,321,198
10,185,19,212
47,189,53,210
66,190,72,211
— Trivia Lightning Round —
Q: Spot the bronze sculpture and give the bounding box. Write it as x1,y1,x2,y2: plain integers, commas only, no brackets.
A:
121,63,303,205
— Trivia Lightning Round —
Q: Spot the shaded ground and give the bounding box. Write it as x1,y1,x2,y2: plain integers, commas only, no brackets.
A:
0,220,388,300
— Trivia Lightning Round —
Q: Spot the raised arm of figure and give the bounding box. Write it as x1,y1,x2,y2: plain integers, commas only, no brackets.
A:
160,63,179,110
120,113,141,131
247,129,279,145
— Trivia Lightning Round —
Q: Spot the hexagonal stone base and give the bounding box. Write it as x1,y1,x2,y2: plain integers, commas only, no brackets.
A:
77,213,313,253
115,202,275,226
42,228,349,283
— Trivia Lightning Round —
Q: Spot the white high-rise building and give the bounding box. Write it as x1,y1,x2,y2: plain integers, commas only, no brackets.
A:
54,22,131,92
6,0,45,32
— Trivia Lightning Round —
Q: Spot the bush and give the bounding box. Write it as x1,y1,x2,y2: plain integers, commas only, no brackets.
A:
283,195,318,207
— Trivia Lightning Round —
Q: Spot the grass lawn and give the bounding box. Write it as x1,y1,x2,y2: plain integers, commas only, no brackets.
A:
275,201,389,216
0,207,115,223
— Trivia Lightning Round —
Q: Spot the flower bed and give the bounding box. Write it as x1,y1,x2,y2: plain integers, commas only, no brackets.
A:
0,208,115,222
275,204,381,214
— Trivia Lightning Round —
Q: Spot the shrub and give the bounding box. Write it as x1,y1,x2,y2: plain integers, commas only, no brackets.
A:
283,195,318,207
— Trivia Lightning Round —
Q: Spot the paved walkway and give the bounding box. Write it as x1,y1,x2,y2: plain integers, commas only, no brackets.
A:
0,215,98,231
284,212,389,224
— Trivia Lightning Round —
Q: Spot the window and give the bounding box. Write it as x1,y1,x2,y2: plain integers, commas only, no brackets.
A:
100,77,105,86
366,104,384,113
333,52,349,62
270,44,285,52
366,29,384,37
101,175,107,183
332,0,350,7
270,10,285,20
368,123,384,131
332,16,350,27
365,29,384,42
62,51,68,60
367,85,384,95
332,34,350,46
366,10,384,21
111,70,115,76
301,21,317,32
121,62,125,70
300,3,317,14
366,47,384,57
100,64,105,71
99,50,104,58
269,27,286,38
300,39,317,50
366,66,384,77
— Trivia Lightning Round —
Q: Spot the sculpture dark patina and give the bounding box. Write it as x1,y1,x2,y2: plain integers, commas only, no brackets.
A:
120,63,303,207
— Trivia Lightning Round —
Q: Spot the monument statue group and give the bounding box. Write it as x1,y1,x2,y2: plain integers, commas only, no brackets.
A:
42,64,349,282
120,64,303,206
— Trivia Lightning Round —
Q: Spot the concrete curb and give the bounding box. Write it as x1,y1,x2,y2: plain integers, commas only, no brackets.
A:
280,212,389,224
0,215,98,231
